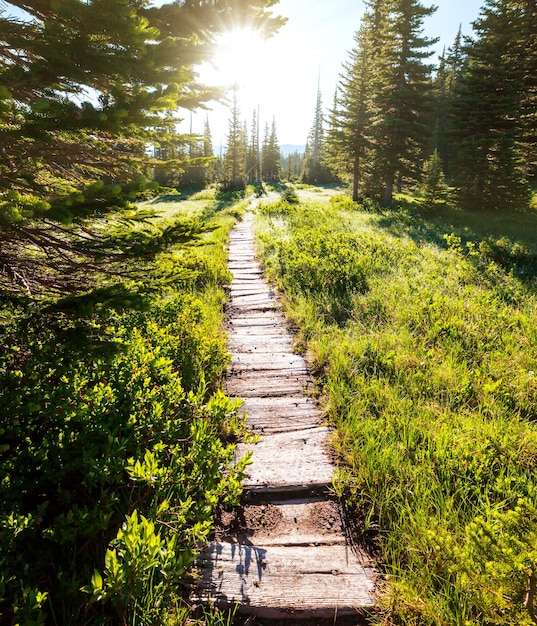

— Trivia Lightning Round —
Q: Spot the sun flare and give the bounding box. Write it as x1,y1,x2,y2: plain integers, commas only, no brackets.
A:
210,28,268,88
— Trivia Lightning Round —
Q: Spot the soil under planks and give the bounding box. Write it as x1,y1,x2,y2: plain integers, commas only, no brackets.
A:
194,204,378,623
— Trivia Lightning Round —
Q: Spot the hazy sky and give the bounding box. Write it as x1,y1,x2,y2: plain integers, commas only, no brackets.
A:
192,0,485,147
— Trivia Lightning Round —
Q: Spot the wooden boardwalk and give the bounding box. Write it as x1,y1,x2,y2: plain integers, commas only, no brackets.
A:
195,209,377,621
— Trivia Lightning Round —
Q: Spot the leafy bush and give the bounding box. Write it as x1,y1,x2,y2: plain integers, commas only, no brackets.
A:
0,194,244,624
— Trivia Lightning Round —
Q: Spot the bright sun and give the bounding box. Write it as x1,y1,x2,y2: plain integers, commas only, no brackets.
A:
210,28,269,88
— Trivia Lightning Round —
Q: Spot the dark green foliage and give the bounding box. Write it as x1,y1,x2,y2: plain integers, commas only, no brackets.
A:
450,0,535,210
0,192,246,624
301,85,333,184
420,149,451,205
261,119,282,182
222,91,247,191
327,0,437,204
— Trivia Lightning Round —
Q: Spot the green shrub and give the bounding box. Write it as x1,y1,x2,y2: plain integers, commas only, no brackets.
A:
0,193,244,625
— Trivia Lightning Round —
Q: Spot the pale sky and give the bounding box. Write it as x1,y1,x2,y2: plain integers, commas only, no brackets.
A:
190,0,485,147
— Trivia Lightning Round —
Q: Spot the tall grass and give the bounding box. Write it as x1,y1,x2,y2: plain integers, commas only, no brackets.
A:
254,189,537,625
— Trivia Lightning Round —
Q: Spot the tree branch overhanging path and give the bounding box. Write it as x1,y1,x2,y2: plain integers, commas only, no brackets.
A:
194,200,378,621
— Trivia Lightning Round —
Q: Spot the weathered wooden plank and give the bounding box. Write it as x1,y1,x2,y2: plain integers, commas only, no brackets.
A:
230,269,263,277
230,289,269,299
236,396,322,433
194,542,376,618
226,372,315,398
230,278,266,287
230,352,308,372
230,282,269,291
236,427,334,493
230,295,276,308
228,316,284,326
228,335,294,353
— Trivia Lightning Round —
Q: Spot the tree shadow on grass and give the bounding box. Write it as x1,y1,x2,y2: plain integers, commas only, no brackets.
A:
373,197,537,284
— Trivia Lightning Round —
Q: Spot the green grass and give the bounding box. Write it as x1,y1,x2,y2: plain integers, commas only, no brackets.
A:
254,187,537,625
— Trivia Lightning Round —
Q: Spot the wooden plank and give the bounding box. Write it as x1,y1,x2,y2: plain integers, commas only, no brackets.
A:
236,396,322,434
227,309,286,322
230,352,308,372
226,373,315,398
228,318,288,331
236,427,334,493
194,542,376,618
230,295,276,309
228,335,294,353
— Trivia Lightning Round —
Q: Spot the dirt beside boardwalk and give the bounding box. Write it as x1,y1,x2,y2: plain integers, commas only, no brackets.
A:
214,499,342,543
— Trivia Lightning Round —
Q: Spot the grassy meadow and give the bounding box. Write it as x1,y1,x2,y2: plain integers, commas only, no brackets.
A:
254,187,537,625
0,188,249,625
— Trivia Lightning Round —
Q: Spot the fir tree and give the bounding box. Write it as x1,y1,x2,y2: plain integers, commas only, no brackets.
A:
0,0,283,293
261,118,281,182
421,149,450,204
369,0,438,204
326,6,379,200
431,28,466,176
222,90,247,190
302,82,332,184
246,108,261,182
450,0,533,210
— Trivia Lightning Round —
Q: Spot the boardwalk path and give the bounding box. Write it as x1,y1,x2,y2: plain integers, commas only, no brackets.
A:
195,207,377,621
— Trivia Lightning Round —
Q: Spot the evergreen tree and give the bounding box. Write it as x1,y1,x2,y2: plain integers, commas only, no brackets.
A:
203,116,218,183
450,0,533,210
246,108,261,182
302,82,332,184
203,116,214,159
431,27,466,176
515,0,537,182
420,149,450,204
369,0,438,204
0,0,283,293
326,6,379,200
222,90,247,190
281,150,304,181
261,118,281,181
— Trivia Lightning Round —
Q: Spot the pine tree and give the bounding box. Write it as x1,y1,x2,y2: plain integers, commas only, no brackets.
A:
421,149,450,204
0,0,283,293
302,82,332,184
431,27,466,177
369,0,438,205
261,118,281,182
450,0,533,210
203,116,218,184
516,0,537,182
246,108,261,182
326,5,380,200
203,116,214,159
281,150,304,181
222,90,247,190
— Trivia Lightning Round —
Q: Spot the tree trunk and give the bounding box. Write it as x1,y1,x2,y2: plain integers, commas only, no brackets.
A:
352,156,360,202
383,174,394,205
